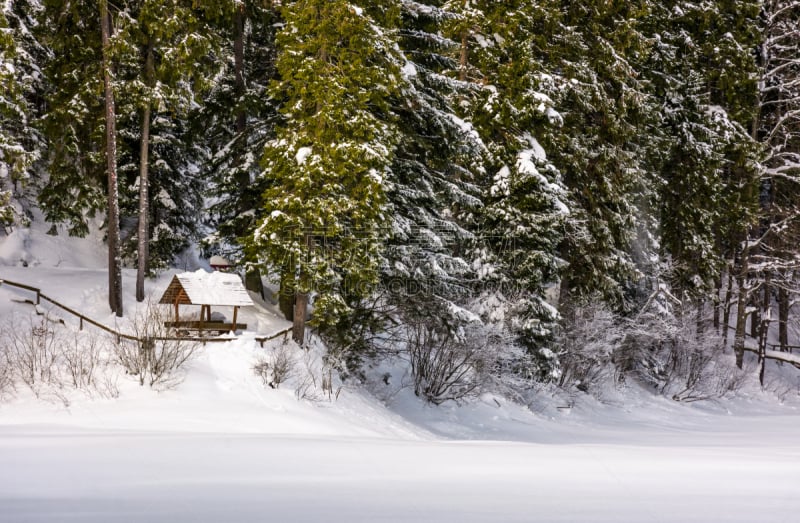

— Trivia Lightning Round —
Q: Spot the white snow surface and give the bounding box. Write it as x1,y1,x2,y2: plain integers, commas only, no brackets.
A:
1,222,800,522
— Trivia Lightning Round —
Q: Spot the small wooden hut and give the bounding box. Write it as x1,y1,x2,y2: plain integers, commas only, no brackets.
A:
159,270,254,333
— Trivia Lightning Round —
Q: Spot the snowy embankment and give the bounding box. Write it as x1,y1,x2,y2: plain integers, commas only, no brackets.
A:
2,420,799,523
1,224,800,522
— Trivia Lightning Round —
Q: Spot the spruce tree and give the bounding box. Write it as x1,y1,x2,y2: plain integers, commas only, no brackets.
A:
110,0,219,300
247,0,402,345
199,0,281,303
542,0,656,310
443,0,568,372
38,0,107,237
750,0,800,355
376,0,487,346
0,1,44,230
0,8,31,228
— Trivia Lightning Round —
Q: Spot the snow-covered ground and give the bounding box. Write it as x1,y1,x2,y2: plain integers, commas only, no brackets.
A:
3,418,799,523
1,224,800,522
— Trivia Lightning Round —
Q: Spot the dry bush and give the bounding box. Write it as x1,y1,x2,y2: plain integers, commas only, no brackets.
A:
622,311,747,402
62,329,104,389
555,301,748,403
0,314,125,401
556,304,622,393
0,341,14,399
406,320,491,405
2,314,61,395
293,341,342,402
116,300,198,388
254,341,295,389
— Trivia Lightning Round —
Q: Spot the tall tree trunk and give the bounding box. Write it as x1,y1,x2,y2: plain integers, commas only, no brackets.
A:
292,234,312,345
758,275,771,386
733,274,748,369
459,29,468,82
292,283,308,346
279,268,295,321
136,40,154,302
761,273,771,342
732,245,752,370
234,3,246,138
101,0,122,317
750,290,760,339
713,273,722,333
722,267,733,344
779,277,789,352
695,298,704,337
234,3,266,300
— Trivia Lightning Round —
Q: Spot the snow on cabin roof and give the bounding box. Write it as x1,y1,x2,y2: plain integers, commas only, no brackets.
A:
159,270,254,307
209,255,232,267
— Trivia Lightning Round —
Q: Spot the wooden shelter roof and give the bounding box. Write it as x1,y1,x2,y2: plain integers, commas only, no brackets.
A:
158,270,254,307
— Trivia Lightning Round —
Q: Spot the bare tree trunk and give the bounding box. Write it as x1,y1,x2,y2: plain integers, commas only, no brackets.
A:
292,284,308,346
101,0,122,317
758,273,771,386
278,266,294,321
713,273,722,333
733,273,748,369
762,273,771,343
722,266,734,344
779,280,789,352
233,4,266,300
695,298,704,336
732,242,753,370
292,235,312,345
459,29,468,82
234,3,246,139
136,40,154,302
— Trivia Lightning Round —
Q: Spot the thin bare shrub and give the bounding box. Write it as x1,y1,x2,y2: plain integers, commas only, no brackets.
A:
556,304,622,393
254,340,295,389
3,314,61,395
406,320,490,405
62,329,104,389
294,341,342,402
622,309,747,402
115,300,198,388
0,340,14,399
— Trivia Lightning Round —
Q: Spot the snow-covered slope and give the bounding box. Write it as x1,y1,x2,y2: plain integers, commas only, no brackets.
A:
1,223,800,522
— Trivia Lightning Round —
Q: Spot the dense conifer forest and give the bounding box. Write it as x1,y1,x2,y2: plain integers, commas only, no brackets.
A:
3,0,800,402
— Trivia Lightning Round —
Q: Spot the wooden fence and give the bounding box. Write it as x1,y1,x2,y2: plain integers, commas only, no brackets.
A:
0,277,290,347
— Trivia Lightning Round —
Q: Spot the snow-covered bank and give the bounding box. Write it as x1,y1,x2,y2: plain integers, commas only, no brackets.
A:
1,421,799,523
2,224,800,523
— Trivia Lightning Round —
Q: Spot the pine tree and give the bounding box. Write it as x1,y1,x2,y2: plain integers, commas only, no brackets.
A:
640,0,760,368
110,0,220,300
247,0,402,345
644,2,744,296
543,0,656,310
441,0,568,372
0,1,44,230
374,1,486,346
38,0,107,236
0,8,30,228
750,0,800,356
199,0,281,302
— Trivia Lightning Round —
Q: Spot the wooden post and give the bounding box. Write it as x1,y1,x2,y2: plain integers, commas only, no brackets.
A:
199,305,204,334
232,306,238,332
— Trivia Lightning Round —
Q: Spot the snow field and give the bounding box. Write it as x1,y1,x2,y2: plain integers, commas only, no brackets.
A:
0,223,799,522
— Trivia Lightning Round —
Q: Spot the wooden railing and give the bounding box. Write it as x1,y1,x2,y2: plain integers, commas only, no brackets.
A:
0,277,291,347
